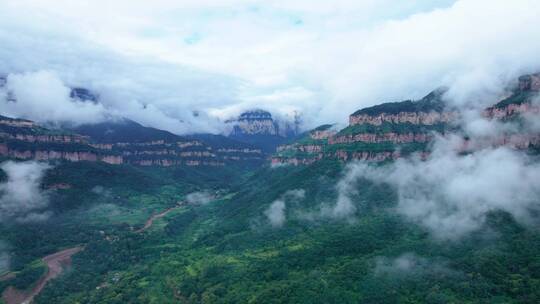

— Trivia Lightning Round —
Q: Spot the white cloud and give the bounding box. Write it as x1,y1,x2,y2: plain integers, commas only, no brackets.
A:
1,71,107,125
338,135,540,240
265,199,286,228
264,189,305,228
186,191,214,205
0,161,52,223
321,165,361,219
374,253,457,277
0,1,539,132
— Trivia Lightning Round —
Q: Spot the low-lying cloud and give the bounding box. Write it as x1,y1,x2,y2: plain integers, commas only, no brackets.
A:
91,185,112,198
0,161,52,223
327,84,540,239
1,71,108,125
264,189,305,228
186,190,214,205
374,253,457,278
337,136,540,239
322,165,362,219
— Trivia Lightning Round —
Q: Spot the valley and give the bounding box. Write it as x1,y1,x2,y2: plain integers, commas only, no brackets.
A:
0,73,539,303
2,2,540,303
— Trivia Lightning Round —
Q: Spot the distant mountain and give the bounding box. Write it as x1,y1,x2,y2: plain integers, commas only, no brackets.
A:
0,113,265,167
70,87,98,102
70,118,184,144
227,109,300,152
0,81,265,167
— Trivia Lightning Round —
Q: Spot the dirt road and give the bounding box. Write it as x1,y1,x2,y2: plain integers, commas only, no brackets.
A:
2,246,83,304
136,202,186,233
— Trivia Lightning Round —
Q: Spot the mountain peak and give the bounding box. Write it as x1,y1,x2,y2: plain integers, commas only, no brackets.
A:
237,109,273,121
518,73,540,92
226,109,300,152
70,87,99,102
352,87,448,117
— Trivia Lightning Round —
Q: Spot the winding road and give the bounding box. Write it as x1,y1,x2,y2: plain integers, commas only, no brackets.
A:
2,246,83,304
135,201,186,233
1,196,212,303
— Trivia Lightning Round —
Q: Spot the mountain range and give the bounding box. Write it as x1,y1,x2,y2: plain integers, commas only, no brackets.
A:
0,73,539,304
3,73,538,168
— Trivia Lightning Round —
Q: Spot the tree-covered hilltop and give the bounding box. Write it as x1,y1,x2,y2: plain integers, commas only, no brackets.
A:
351,87,449,116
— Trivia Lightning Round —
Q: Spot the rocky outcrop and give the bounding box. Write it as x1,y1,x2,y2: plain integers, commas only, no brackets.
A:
334,150,402,162
100,155,124,165
1,133,88,144
271,75,540,166
484,99,540,119
0,117,35,128
310,129,336,140
518,73,540,91
349,111,457,126
226,109,300,152
0,114,264,166
231,110,280,136
329,133,431,145
0,145,124,164
228,110,300,138
270,156,322,166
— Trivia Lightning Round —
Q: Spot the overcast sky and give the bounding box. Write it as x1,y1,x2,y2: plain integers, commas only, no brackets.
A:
1,0,540,134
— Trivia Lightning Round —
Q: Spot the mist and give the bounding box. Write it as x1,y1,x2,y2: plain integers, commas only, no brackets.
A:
0,161,52,223
374,253,457,278
334,135,540,240
264,189,305,228
186,191,214,205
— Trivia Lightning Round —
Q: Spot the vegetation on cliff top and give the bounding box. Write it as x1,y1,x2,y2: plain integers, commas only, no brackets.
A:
352,87,449,116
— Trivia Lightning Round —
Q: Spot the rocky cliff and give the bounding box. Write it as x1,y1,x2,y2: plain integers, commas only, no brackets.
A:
72,119,264,167
0,114,264,167
227,110,300,152
272,75,540,166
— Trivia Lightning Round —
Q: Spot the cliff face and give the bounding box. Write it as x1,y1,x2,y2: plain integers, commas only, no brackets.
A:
67,117,265,167
231,110,279,136
227,110,300,152
273,89,450,165
349,111,457,126
0,115,124,164
518,73,540,91
329,133,431,145
272,75,540,166
0,114,263,167
229,110,300,138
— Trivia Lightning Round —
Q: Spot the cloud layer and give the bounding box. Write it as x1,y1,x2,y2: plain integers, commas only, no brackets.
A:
1,1,540,133
0,161,52,223
335,132,540,239
1,71,107,125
